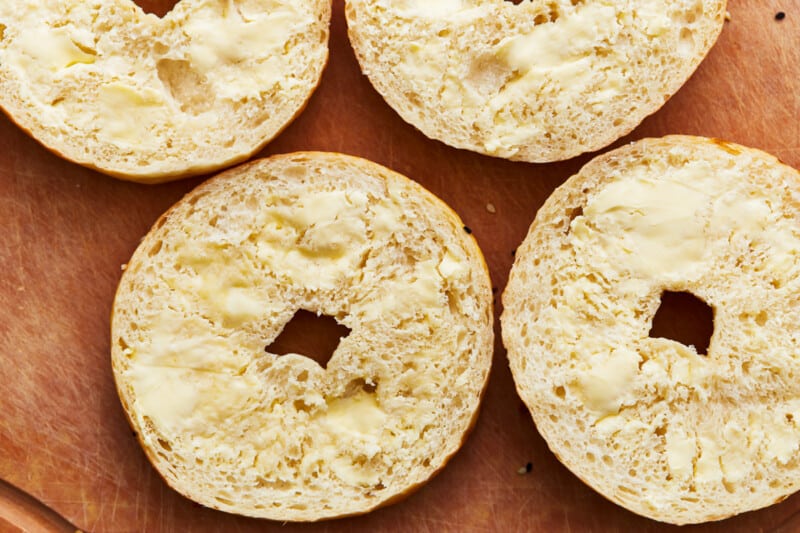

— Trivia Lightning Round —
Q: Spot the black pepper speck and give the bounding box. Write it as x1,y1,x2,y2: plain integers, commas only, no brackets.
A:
776,11,786,20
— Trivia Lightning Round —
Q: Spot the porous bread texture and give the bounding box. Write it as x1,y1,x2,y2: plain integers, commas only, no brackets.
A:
0,1,329,182
111,152,494,520
502,136,800,524
345,0,726,163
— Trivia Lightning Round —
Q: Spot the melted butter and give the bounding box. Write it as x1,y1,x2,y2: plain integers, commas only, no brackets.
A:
502,4,619,72
762,413,800,464
253,190,370,290
577,347,640,417
13,27,96,71
695,435,722,484
665,425,695,479
136,312,245,372
127,312,260,434
324,391,387,437
182,3,309,98
185,6,300,70
437,249,467,281
579,175,709,278
129,366,199,431
482,4,623,154
572,159,800,280
96,83,165,145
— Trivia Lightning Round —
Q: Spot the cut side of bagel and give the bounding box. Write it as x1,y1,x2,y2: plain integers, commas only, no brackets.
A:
0,1,330,182
502,136,800,524
345,1,726,163
111,152,494,520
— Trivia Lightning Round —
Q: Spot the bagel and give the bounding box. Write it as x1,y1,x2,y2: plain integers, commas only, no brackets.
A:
501,136,800,524
0,1,330,182
110,152,494,520
345,1,726,163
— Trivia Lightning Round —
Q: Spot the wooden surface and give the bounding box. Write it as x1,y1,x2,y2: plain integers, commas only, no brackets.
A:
1,1,799,531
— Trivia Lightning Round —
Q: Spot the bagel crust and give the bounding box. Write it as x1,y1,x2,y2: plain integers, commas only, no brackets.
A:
345,1,726,163
0,1,330,182
111,153,494,520
502,136,800,524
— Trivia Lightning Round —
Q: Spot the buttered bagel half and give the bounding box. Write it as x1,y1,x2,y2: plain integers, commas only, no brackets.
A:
111,153,494,520
0,1,329,182
502,136,800,524
346,1,726,163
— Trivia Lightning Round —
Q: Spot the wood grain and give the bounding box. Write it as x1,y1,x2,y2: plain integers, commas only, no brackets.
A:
1,1,799,531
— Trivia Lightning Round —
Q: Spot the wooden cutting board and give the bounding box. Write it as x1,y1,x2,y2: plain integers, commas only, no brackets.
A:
1,1,799,531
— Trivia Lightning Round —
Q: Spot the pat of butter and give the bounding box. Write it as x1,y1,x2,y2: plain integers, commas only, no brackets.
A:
369,190,406,239
134,311,251,372
96,83,164,145
578,347,640,417
129,366,199,431
634,5,671,37
665,426,695,479
502,4,619,72
181,3,312,99
272,190,360,230
580,175,709,278
129,363,259,435
484,4,622,154
437,249,467,281
695,435,722,484
179,261,271,328
184,7,300,71
324,391,386,436
254,190,370,289
298,216,367,260
221,287,265,326
764,414,800,464
14,28,96,72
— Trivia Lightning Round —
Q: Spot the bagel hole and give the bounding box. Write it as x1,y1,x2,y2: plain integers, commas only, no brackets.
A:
134,0,178,17
649,291,713,356
266,310,351,369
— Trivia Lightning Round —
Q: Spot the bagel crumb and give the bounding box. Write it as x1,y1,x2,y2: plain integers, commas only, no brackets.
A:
725,11,731,21
486,203,497,214
517,462,533,475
